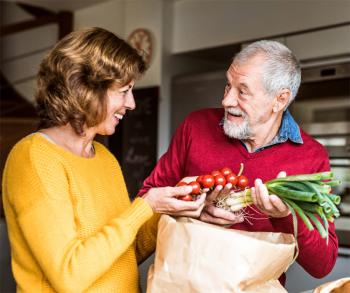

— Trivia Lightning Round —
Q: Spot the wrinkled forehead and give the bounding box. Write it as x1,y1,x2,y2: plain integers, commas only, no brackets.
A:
227,55,265,81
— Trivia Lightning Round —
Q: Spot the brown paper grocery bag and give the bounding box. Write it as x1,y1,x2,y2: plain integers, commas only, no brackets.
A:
313,277,350,293
147,215,296,293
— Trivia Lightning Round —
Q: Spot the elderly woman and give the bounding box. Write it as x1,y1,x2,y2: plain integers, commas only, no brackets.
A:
2,27,205,292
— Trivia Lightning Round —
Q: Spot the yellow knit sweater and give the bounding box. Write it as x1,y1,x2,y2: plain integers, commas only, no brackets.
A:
2,133,159,293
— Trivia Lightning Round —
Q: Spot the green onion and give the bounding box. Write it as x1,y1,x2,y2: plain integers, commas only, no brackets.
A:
215,171,342,241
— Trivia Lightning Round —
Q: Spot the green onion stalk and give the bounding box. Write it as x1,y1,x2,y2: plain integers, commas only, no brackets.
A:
215,171,341,242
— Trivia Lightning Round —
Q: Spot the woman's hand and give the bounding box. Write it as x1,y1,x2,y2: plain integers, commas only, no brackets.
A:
143,185,206,218
250,171,291,218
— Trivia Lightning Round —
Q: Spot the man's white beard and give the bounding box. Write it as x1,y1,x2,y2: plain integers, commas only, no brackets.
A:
223,108,251,139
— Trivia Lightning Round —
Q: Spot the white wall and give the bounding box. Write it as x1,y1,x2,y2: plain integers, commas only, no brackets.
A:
124,0,163,88
74,0,125,38
172,0,350,53
75,0,165,89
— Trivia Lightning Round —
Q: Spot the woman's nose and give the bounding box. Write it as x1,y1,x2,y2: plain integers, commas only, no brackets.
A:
125,92,136,110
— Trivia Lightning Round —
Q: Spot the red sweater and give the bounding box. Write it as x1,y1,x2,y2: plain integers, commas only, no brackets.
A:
139,108,338,284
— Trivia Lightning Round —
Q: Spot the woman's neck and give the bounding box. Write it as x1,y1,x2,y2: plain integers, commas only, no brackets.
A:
39,125,96,158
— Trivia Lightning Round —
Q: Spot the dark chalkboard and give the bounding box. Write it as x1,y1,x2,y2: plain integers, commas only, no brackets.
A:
109,87,159,199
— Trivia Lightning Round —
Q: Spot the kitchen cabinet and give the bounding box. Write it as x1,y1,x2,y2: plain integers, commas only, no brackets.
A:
285,25,350,61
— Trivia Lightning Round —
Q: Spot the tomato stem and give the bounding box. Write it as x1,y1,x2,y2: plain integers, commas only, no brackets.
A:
237,163,244,177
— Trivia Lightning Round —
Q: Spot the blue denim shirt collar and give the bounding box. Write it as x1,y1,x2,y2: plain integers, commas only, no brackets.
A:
220,109,303,152
258,109,303,151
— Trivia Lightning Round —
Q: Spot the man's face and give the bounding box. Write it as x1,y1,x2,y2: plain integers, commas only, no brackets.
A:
222,55,275,140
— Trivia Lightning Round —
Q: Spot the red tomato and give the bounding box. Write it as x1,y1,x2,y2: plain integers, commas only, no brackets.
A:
196,175,203,185
177,195,193,201
214,174,226,186
201,175,215,188
189,181,201,195
226,173,238,185
176,181,188,187
220,167,232,176
211,170,222,177
237,175,249,188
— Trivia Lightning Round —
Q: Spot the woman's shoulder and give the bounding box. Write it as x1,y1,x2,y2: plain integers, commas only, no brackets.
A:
93,141,112,156
8,133,39,158
7,133,62,166
93,141,120,163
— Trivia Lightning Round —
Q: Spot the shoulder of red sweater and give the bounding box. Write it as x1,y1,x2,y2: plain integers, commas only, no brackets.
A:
185,108,224,121
299,129,328,152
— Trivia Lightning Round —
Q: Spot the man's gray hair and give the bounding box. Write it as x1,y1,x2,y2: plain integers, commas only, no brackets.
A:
233,40,301,106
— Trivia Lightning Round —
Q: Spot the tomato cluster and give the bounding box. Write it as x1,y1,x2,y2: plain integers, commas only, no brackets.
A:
176,165,249,201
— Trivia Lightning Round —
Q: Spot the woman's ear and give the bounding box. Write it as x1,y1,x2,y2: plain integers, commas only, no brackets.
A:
273,89,291,112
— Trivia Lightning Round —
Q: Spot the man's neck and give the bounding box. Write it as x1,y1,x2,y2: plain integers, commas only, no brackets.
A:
243,114,283,153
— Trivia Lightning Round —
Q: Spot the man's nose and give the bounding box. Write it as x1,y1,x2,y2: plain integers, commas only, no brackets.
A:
222,88,238,108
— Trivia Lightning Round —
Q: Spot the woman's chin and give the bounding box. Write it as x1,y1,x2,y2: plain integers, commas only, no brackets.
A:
97,126,117,136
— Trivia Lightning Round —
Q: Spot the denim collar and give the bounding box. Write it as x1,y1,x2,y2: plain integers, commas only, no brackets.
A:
220,109,303,152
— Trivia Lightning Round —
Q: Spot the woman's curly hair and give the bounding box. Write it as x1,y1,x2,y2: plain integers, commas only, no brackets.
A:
35,27,146,135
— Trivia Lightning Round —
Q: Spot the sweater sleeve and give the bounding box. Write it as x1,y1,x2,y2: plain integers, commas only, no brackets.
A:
5,143,153,293
134,213,161,264
270,147,338,278
138,117,190,196
271,214,338,278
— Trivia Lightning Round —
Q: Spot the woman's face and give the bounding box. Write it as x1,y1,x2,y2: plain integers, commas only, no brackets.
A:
95,80,136,136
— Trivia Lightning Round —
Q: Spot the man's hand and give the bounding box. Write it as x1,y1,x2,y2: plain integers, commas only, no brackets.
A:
199,183,244,226
200,204,244,225
250,171,291,218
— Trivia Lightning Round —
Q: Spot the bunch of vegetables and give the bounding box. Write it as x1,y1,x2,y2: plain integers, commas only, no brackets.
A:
176,164,249,201
215,170,341,240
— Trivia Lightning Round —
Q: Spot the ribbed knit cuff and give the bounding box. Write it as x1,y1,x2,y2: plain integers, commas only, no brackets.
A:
119,198,154,234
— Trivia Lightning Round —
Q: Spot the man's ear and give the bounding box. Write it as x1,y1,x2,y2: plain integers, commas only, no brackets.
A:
273,89,291,112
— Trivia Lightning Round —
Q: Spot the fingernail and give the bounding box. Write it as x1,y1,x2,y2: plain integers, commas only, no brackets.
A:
216,185,223,191
255,178,262,185
185,186,192,193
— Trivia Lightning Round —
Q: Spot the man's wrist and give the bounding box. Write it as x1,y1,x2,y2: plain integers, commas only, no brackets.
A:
269,213,294,234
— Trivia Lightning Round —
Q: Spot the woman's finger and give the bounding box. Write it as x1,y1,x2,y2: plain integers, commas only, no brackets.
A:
168,185,193,197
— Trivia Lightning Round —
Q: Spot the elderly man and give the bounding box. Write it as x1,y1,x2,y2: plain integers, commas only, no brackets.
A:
139,40,338,285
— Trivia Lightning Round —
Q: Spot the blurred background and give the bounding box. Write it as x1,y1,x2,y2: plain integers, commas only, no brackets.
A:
1,0,349,292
